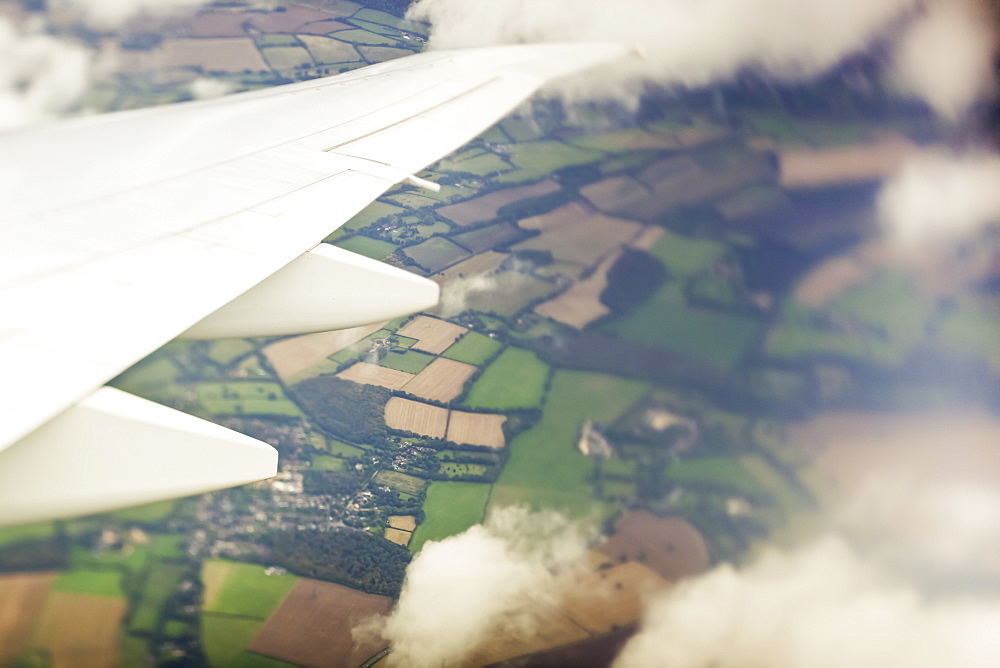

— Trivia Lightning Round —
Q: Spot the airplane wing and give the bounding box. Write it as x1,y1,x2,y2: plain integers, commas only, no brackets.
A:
0,43,628,525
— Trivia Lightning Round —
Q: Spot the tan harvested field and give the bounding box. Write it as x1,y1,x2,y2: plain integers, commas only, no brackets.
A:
446,411,507,449
437,180,560,226
560,559,670,634
250,578,393,668
0,572,56,665
388,515,417,532
385,397,448,438
535,252,618,329
513,213,642,266
30,592,127,668
263,322,386,380
520,201,596,232
456,557,669,666
432,251,507,285
580,175,652,218
338,362,414,390
403,358,477,402
628,226,664,250
778,135,918,188
794,253,873,307
200,560,230,611
396,315,467,354
384,528,412,546
599,511,711,581
112,38,270,73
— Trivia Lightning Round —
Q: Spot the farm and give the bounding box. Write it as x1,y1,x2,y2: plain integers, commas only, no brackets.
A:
464,347,550,410
442,330,502,365
409,481,492,552
397,316,468,354
490,371,649,515
385,397,449,439
402,358,477,403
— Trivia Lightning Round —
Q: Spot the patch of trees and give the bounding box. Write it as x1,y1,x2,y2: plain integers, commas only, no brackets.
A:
261,528,410,597
0,536,67,572
290,376,390,443
303,470,361,496
599,249,667,315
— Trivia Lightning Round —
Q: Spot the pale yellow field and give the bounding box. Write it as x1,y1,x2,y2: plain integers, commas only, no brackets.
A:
778,135,918,188
0,572,55,666
338,362,414,390
519,201,596,232
436,180,559,226
535,252,618,329
263,322,386,380
388,515,417,532
200,560,230,611
397,315,468,354
385,397,449,438
403,358,477,402
30,592,127,668
446,411,507,449
794,253,873,307
384,528,412,546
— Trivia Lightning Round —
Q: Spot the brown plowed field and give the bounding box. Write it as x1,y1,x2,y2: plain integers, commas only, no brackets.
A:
512,213,642,266
388,515,417,531
535,252,618,329
0,572,55,665
249,578,393,668
338,362,414,390
385,397,448,438
403,358,476,402
30,592,127,668
396,316,468,354
599,511,711,581
446,411,507,449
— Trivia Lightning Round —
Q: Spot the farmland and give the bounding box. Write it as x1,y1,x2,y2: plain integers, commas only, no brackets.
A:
442,331,502,365
262,322,386,381
0,572,55,665
201,560,297,619
410,482,492,552
490,371,649,515
198,382,303,417
397,316,468,354
403,358,477,403
464,347,550,410
337,362,413,390
446,411,507,449
249,579,393,668
385,397,449,439
27,592,128,667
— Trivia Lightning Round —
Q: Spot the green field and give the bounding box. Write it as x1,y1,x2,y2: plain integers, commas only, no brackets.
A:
439,462,489,477
53,570,124,598
336,234,398,260
664,456,771,498
490,371,648,515
410,481,492,552
603,283,761,369
0,521,55,547
442,331,502,365
203,561,298,619
381,349,435,374
464,347,550,410
206,339,255,366
69,544,149,573
111,499,177,523
375,470,428,496
646,230,726,277
402,236,471,273
327,438,367,457
150,534,185,559
337,201,404,233
198,382,303,417
312,455,350,472
201,616,266,667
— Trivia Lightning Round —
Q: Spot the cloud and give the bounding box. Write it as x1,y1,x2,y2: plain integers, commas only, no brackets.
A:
410,0,996,119
615,536,1000,668
189,77,235,100
878,150,1000,245
0,17,91,131
60,0,208,29
891,0,998,120
379,507,593,666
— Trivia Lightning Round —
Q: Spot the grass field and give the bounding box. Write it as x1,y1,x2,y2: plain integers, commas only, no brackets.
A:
69,544,148,573
0,522,54,547
198,382,303,417
201,616,265,667
664,456,772,498
202,561,297,620
335,235,397,260
645,230,726,277
442,330,502,365
380,349,435,374
328,437,367,457
53,571,124,598
490,371,648,515
150,534,185,558
464,347,550,410
312,455,349,472
603,283,761,369
402,236,471,273
374,470,429,496
207,339,255,366
111,498,177,523
410,481,492,552
440,462,489,477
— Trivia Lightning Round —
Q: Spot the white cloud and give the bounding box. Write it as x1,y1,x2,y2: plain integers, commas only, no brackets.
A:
892,0,997,120
380,507,593,666
878,150,1000,245
410,0,996,119
0,17,91,131
615,536,1000,668
189,77,235,100
58,0,208,29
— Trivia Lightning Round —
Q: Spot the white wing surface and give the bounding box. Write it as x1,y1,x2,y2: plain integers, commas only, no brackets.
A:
0,43,627,523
